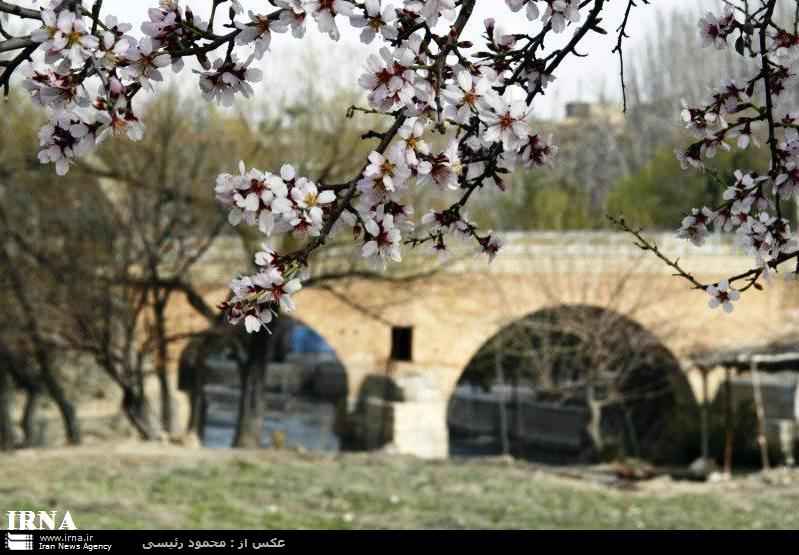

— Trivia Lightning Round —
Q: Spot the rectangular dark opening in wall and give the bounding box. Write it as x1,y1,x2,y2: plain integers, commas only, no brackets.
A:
390,326,413,361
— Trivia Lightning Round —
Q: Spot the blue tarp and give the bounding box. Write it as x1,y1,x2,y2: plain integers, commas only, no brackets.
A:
290,325,334,353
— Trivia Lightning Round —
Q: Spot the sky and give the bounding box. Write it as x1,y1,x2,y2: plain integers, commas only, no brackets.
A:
18,0,706,119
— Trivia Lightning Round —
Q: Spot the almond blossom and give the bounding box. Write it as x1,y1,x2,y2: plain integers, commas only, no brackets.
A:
505,0,540,21
288,177,336,236
123,37,171,88
394,118,431,170
236,11,288,59
275,0,309,38
699,8,736,49
480,86,531,151
417,141,463,191
305,0,354,41
677,207,715,247
32,9,99,69
359,46,417,112
350,0,398,44
37,111,99,176
359,150,411,201
9,0,791,332
361,208,402,267
404,0,456,27
543,0,581,34
706,280,740,313
198,56,263,106
442,69,490,124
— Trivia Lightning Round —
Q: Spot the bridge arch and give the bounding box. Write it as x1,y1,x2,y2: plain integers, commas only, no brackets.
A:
168,231,799,458
447,304,690,462
175,306,351,449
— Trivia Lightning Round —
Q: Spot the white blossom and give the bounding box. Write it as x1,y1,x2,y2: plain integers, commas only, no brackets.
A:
543,0,580,34
505,0,540,21
305,0,354,41
442,69,490,124
480,86,530,151
361,207,402,266
32,10,99,68
350,0,398,44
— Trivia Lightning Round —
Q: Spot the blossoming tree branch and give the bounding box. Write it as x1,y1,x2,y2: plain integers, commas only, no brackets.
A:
0,0,794,332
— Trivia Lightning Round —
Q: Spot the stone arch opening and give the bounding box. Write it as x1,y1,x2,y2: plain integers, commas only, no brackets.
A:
177,316,350,450
448,304,690,463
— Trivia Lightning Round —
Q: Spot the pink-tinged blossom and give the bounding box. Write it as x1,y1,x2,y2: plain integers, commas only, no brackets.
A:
198,56,263,106
675,145,704,171
358,46,417,112
21,66,86,110
216,162,287,234
417,141,463,191
479,233,503,262
517,133,558,168
37,111,99,176
224,268,303,333
769,29,799,60
680,99,727,138
775,163,799,199
706,280,740,313
677,207,715,246
123,38,171,88
723,170,769,215
699,8,736,49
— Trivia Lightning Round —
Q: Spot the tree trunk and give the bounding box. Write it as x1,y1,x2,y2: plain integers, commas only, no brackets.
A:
187,377,207,438
20,389,42,447
233,328,272,448
40,367,80,445
185,355,208,441
723,367,734,475
122,388,161,441
153,292,177,436
700,369,710,464
0,245,80,445
0,366,15,451
586,385,603,457
494,349,510,456
750,358,771,471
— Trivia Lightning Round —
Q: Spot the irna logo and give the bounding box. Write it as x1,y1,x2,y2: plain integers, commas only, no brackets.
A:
5,511,77,531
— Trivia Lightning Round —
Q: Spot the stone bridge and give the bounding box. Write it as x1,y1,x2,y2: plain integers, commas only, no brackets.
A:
169,231,799,458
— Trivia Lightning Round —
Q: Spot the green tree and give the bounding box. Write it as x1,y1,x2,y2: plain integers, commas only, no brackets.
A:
607,145,770,229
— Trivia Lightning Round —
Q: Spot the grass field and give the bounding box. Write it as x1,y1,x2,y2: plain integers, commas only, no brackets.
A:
1,443,798,529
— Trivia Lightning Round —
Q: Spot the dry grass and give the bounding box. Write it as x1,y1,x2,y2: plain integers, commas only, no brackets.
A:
2,442,798,530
